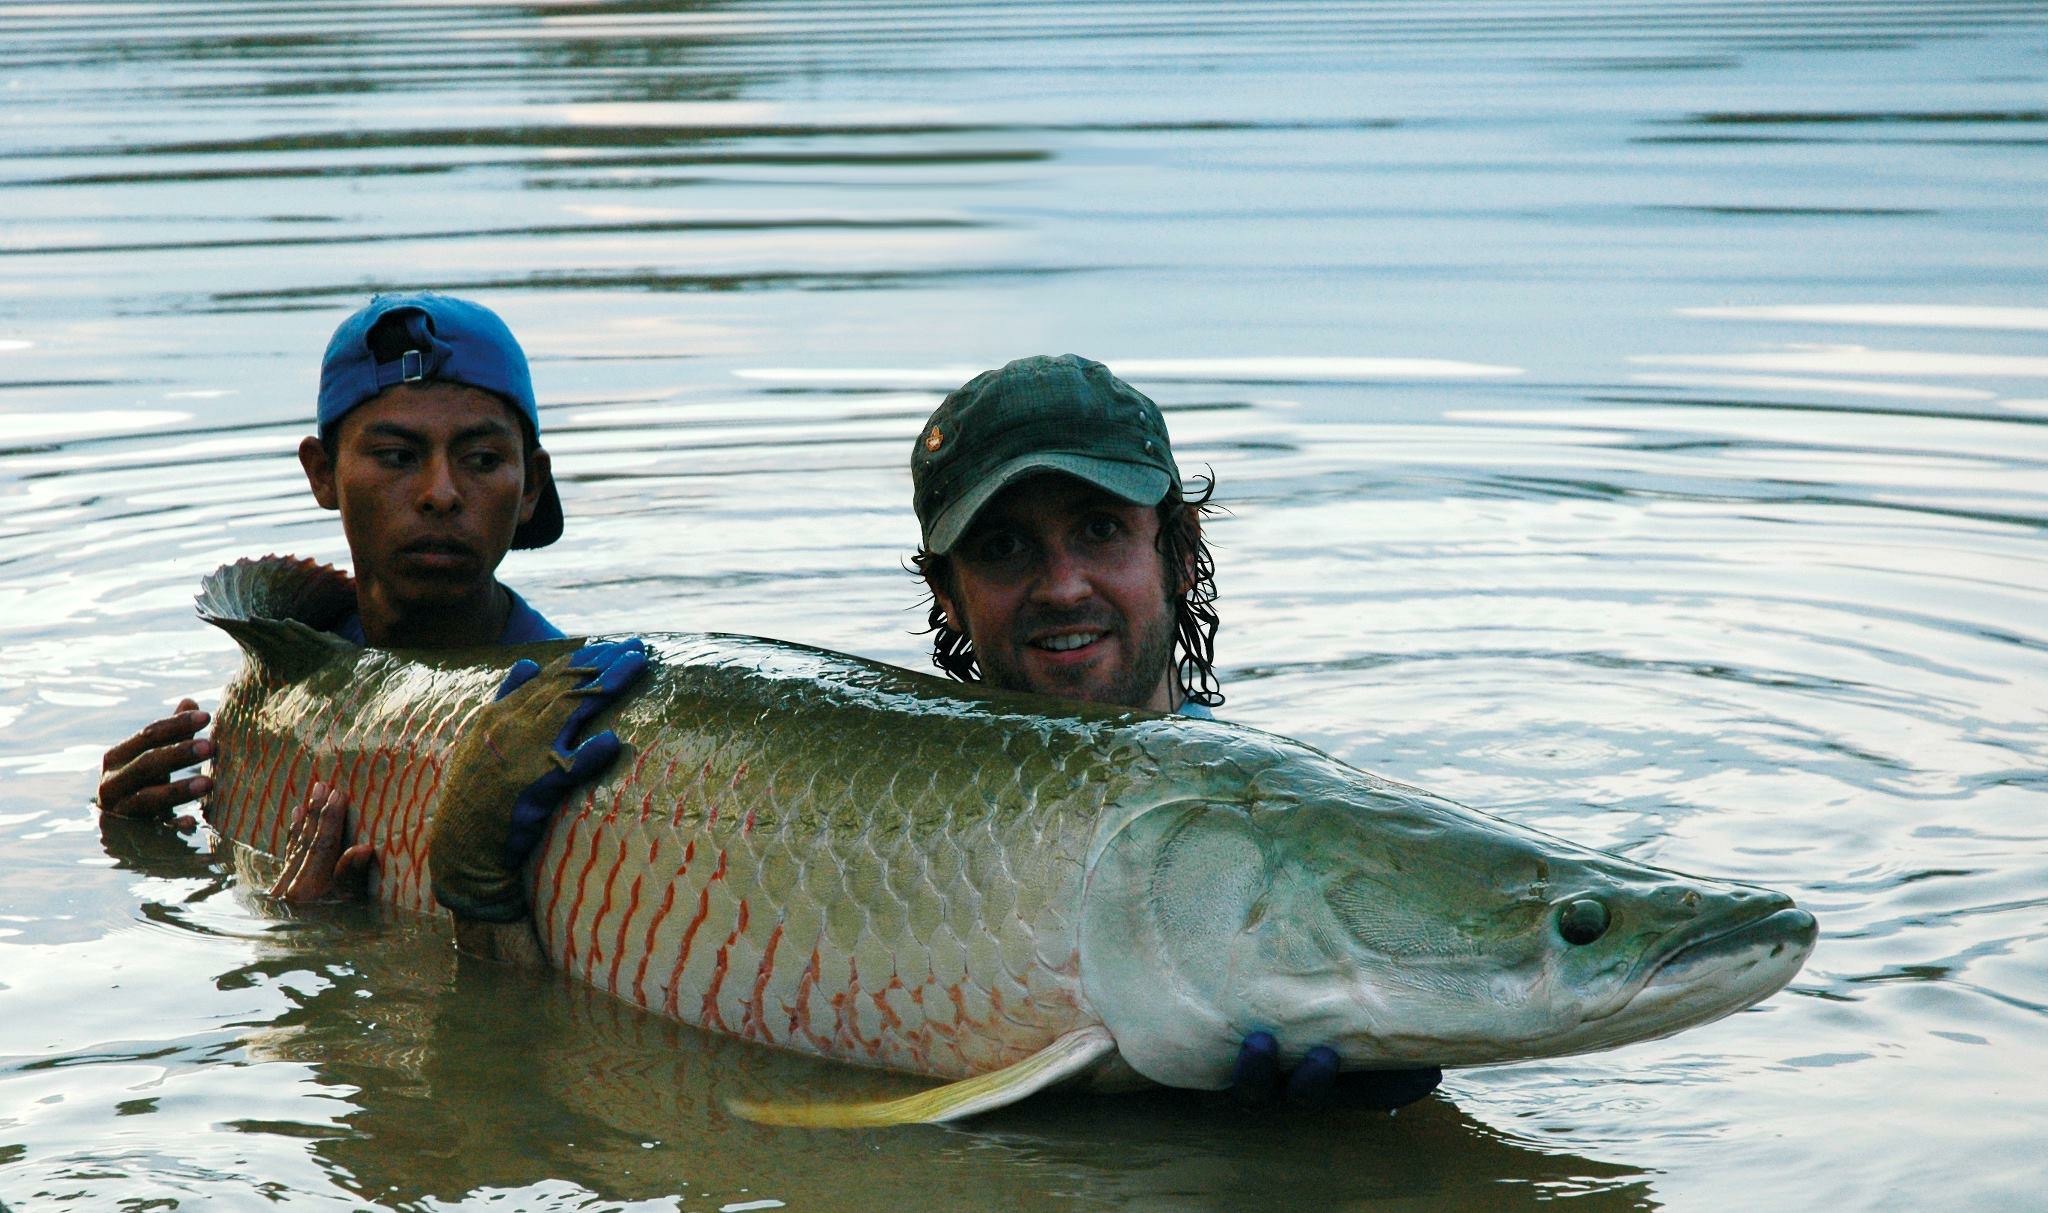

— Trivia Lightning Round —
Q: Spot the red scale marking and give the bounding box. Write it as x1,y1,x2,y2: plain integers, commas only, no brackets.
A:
225,725,262,840
699,899,750,1033
603,874,644,995
338,750,368,826
250,735,282,839
395,758,440,901
534,786,597,934
663,848,727,1019
284,751,329,856
362,744,396,848
638,791,657,837
922,992,964,1044
409,762,438,827
832,958,884,1060
393,746,433,885
252,732,287,840
871,974,907,1035
742,919,785,1043
559,816,608,974
387,742,430,839
578,769,643,982
629,878,684,1008
787,946,833,1051
267,748,309,853
946,984,978,1034
354,749,389,852
581,843,623,983
659,756,683,827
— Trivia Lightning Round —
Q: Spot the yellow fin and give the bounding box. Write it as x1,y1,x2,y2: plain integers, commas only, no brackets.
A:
729,1025,1117,1128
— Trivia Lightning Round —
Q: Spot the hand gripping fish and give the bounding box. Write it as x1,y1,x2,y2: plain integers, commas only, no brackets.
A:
198,556,1816,1127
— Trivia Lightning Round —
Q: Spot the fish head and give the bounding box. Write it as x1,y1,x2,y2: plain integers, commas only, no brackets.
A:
1079,746,1816,1089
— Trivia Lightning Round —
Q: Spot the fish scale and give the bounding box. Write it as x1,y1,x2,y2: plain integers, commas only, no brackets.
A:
201,564,1135,1080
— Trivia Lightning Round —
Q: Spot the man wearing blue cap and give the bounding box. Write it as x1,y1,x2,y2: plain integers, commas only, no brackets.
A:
302,292,565,650
96,292,567,830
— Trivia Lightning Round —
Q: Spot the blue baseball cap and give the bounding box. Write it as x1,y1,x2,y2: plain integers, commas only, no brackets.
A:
317,292,561,549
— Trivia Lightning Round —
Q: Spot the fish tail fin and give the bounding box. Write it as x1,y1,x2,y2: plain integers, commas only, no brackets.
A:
197,555,357,681
727,1026,1117,1128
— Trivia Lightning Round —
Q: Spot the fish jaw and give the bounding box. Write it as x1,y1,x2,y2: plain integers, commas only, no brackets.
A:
1078,736,1818,1086
1579,903,1817,1051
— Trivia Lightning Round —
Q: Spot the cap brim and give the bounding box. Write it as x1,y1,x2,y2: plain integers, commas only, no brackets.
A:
925,452,1173,554
510,473,563,549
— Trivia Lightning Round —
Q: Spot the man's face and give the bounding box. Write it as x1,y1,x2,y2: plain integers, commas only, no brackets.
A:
933,474,1180,711
299,382,544,617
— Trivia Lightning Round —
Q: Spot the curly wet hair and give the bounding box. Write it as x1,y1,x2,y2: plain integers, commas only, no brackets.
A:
910,474,1222,709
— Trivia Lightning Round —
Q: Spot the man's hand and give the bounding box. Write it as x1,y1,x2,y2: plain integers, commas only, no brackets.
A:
97,698,214,828
268,782,375,904
430,638,648,926
1231,1031,1443,1111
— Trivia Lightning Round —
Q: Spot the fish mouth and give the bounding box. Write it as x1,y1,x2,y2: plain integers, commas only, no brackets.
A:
1573,899,1815,1039
1645,905,1817,989
1588,903,1816,1045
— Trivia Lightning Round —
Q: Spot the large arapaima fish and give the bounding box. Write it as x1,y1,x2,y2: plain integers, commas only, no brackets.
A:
198,555,1816,1126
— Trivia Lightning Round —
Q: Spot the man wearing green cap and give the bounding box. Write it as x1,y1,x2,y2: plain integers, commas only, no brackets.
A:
909,354,1441,1111
910,353,1222,718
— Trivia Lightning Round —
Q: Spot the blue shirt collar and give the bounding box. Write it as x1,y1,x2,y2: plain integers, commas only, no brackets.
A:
332,584,563,646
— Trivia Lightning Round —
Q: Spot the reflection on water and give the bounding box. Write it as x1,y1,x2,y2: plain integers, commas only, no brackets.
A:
3,1,2046,1210
222,900,1654,1212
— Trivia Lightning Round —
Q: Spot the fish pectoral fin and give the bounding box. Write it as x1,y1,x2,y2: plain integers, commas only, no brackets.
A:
728,1025,1118,1129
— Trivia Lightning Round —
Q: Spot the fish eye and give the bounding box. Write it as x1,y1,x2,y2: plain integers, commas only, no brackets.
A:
1557,898,1610,946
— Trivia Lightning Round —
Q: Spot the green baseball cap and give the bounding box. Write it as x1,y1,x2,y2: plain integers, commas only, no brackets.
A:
912,354,1180,555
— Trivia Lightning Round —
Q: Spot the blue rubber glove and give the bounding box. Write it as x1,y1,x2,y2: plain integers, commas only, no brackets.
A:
1231,1031,1441,1110
429,638,649,922
492,638,649,868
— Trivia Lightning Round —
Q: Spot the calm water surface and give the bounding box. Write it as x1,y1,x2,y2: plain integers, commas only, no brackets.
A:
3,3,2045,1209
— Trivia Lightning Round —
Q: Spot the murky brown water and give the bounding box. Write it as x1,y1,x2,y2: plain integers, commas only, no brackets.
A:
3,3,2046,1209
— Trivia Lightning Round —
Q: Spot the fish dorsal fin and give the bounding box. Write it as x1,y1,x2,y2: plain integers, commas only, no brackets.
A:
728,1025,1117,1129
196,555,357,681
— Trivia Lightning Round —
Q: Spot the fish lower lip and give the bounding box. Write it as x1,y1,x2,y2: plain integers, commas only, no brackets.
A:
1648,907,1817,984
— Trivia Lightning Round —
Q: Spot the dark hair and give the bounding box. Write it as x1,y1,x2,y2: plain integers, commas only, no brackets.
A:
911,473,1223,708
